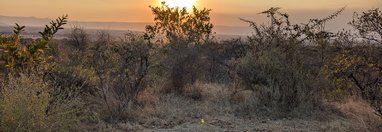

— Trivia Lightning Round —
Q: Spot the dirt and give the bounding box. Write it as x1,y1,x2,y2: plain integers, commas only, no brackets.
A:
108,113,381,132
89,84,382,132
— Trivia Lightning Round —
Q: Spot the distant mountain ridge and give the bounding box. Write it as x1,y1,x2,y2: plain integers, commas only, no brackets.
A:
0,15,51,27
0,15,252,35
0,22,8,27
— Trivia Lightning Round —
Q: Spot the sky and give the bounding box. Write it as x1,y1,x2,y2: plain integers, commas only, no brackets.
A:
0,0,381,27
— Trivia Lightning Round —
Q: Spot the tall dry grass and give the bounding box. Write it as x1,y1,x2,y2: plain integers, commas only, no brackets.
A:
0,73,83,131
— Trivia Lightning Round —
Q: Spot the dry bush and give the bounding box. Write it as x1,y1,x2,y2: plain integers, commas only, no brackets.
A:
122,88,159,124
0,73,81,131
350,8,382,44
325,8,382,115
145,2,216,94
46,28,156,124
324,46,382,99
154,93,210,128
68,26,89,51
136,88,158,107
49,65,99,96
161,40,239,95
157,43,210,94
70,31,155,123
124,82,232,128
183,81,230,102
233,43,324,114
333,97,382,131
183,82,204,100
231,7,347,114
230,90,256,104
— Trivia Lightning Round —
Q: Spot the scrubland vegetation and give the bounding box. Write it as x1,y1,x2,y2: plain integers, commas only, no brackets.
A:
1,2,382,131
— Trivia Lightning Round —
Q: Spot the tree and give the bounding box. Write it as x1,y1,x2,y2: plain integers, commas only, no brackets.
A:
0,15,68,72
326,8,382,114
236,7,345,112
350,8,382,44
144,2,213,45
144,2,214,94
68,25,89,51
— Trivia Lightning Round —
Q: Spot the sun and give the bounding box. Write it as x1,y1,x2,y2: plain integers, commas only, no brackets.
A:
161,0,197,10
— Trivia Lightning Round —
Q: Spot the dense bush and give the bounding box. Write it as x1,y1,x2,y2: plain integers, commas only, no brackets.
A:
230,7,347,113
144,2,215,94
1,2,382,130
144,2,213,44
50,30,156,122
0,15,67,72
0,15,86,131
0,73,82,131
350,8,382,44
232,7,382,115
325,8,382,113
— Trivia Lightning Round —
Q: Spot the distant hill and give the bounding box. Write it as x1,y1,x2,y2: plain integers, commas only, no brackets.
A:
0,22,8,27
0,15,252,35
69,22,252,35
68,21,151,32
0,15,51,27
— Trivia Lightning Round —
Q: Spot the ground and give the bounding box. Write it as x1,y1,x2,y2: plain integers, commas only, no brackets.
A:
87,83,382,132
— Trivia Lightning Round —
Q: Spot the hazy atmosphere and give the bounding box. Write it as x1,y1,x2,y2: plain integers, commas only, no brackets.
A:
1,0,381,33
1,0,382,131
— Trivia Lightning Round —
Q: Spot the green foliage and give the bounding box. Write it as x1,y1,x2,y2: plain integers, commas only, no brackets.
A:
143,2,216,95
323,8,382,114
39,15,68,41
13,24,25,35
325,46,382,111
0,15,68,71
144,2,213,45
113,33,152,105
0,15,82,131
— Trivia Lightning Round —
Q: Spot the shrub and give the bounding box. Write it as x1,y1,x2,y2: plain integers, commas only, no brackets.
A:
325,8,382,114
0,73,81,131
68,26,89,51
76,31,154,122
183,83,203,100
144,1,213,45
325,46,382,113
0,15,68,72
144,2,215,94
350,8,382,44
234,7,345,113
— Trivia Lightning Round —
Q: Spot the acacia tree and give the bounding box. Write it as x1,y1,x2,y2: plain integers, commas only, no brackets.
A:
144,2,214,93
237,7,346,112
144,2,213,45
328,8,382,114
350,8,382,44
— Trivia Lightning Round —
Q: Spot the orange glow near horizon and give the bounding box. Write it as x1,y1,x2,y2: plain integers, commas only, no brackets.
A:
0,0,381,26
159,0,197,10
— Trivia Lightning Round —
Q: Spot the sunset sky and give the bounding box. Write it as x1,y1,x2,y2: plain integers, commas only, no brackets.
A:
1,0,381,27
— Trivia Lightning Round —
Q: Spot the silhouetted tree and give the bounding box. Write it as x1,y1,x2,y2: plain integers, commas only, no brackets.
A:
144,2,213,45
350,8,382,44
